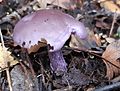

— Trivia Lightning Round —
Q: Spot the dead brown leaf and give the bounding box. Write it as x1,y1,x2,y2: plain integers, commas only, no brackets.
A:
96,21,111,29
94,33,101,46
94,15,111,29
38,0,83,9
69,30,100,49
88,31,101,46
99,0,120,13
105,37,116,43
0,43,18,71
102,40,120,79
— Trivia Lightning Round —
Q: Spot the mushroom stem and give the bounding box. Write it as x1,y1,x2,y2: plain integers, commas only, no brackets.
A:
49,50,67,72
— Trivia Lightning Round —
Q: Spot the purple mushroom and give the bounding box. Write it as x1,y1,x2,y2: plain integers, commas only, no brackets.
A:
13,9,87,73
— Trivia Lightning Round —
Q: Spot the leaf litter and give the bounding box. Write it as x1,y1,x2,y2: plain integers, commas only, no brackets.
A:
1,0,120,91
102,40,120,79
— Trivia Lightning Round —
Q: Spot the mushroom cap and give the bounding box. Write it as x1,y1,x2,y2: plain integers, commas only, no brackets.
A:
13,9,87,52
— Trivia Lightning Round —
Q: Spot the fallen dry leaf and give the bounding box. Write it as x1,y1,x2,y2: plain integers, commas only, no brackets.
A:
38,0,82,9
98,0,120,13
0,43,18,71
69,30,99,49
95,21,111,29
102,40,120,79
94,15,111,29
94,34,101,46
105,37,116,43
88,31,101,46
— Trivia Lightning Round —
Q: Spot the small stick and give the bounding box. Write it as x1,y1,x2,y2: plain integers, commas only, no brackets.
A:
0,28,5,48
6,64,13,91
94,82,120,91
109,11,118,37
21,48,36,77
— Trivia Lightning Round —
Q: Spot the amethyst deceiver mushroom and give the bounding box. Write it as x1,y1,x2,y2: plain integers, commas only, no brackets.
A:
13,9,87,73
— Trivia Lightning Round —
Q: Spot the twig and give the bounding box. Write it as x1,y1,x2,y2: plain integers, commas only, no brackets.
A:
0,28,5,48
35,60,52,82
21,48,36,77
94,82,120,91
63,75,72,90
36,60,45,83
109,12,118,37
53,86,72,91
6,66,13,91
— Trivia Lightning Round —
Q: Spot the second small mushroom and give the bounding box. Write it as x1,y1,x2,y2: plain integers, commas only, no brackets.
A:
13,9,88,73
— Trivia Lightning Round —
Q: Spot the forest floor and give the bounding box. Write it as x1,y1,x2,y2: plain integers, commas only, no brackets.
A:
0,0,120,91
